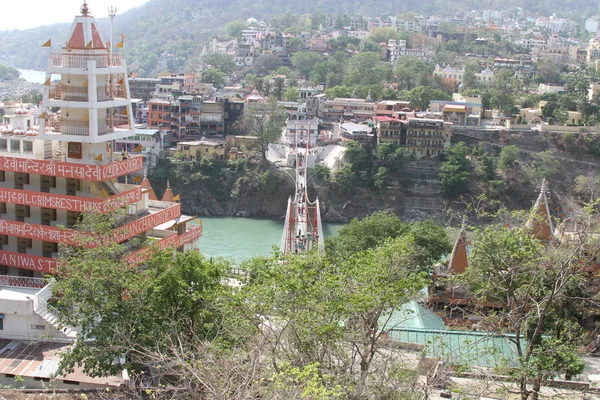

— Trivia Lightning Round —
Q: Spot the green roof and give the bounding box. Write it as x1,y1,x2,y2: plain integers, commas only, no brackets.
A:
379,301,446,331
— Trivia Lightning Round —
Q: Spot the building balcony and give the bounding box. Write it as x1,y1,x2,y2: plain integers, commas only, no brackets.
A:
50,53,123,69
49,84,89,102
61,121,90,136
0,275,46,289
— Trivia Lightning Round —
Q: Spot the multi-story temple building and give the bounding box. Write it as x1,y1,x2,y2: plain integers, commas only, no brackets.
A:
0,2,201,281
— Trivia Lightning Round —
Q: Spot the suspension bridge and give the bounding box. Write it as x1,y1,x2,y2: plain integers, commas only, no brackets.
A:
280,124,325,255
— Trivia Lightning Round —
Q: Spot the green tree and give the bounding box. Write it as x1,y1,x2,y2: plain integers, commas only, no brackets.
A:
235,99,287,161
203,52,236,74
312,163,331,181
225,20,248,37
244,225,431,397
531,150,560,181
253,54,281,76
552,106,569,124
439,142,471,196
283,86,299,101
377,142,410,172
345,52,388,86
0,64,20,81
536,58,563,84
333,163,357,194
326,211,450,267
368,27,399,43
461,61,480,91
52,212,239,377
343,140,368,171
394,57,428,91
292,51,322,79
287,37,304,52
497,145,520,171
200,67,226,88
460,225,593,400
490,69,521,116
373,166,389,190
407,86,451,110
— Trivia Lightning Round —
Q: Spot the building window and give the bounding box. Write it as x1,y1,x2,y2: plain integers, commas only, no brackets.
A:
0,315,4,330
66,179,81,196
14,172,29,189
41,208,57,226
42,241,58,258
17,237,32,253
40,175,56,193
18,269,33,277
67,211,81,228
23,141,33,153
15,205,30,222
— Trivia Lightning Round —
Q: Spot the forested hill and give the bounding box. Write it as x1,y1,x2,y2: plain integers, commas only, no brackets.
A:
0,0,595,73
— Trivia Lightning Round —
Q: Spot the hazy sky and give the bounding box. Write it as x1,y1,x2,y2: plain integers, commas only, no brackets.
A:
1,0,150,31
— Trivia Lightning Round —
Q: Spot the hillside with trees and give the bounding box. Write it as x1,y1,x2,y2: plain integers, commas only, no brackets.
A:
0,0,596,73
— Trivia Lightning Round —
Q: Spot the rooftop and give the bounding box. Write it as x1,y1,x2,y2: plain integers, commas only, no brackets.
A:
0,339,124,386
178,140,224,146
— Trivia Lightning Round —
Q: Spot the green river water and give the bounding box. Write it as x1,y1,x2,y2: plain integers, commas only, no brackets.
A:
197,217,344,263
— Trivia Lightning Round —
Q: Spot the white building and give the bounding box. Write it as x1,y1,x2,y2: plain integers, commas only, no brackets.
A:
115,128,165,167
586,17,600,33
433,64,494,86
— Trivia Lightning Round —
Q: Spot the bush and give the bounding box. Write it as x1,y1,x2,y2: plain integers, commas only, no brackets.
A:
497,145,519,171
531,150,560,181
333,164,357,194
439,143,471,197
312,163,331,182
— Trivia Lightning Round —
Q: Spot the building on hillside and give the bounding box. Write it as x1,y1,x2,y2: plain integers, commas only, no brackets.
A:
433,64,494,87
405,118,452,159
176,140,225,160
321,98,374,122
198,101,224,136
244,89,267,105
0,2,202,280
429,99,482,127
114,129,164,167
492,56,534,78
306,93,327,119
148,99,172,130
586,17,600,33
374,116,405,146
222,99,245,135
387,40,430,63
225,135,259,153
374,100,411,118
128,77,160,101
340,123,374,146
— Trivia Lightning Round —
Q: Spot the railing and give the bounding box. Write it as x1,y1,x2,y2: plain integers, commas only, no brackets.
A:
97,87,110,101
98,116,131,136
61,121,89,136
50,53,123,68
0,275,46,289
49,84,89,102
